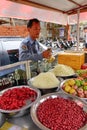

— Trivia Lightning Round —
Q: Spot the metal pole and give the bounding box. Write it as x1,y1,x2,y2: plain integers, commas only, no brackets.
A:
77,9,80,51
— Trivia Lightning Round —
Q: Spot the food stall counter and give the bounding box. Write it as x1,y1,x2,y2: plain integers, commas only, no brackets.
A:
0,113,40,130
7,113,41,130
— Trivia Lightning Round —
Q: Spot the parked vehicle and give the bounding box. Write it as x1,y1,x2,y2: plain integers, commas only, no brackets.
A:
0,37,24,65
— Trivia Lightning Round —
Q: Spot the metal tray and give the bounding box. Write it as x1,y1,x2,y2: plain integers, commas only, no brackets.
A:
30,92,87,130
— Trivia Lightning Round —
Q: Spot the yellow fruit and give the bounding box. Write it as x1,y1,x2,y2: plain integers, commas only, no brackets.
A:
67,79,75,86
64,85,71,93
47,56,55,63
64,82,69,86
69,88,76,94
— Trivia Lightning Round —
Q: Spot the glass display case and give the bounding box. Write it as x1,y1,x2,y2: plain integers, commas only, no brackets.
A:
0,61,31,91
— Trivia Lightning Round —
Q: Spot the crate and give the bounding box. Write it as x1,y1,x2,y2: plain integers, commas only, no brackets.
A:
58,52,85,70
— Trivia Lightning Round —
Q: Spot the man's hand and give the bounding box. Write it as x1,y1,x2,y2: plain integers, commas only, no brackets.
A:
42,49,52,59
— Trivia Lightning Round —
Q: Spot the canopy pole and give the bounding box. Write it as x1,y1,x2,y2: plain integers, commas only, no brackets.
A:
76,9,80,51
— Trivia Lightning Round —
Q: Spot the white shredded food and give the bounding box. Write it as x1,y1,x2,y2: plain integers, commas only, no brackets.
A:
31,72,60,89
52,64,75,76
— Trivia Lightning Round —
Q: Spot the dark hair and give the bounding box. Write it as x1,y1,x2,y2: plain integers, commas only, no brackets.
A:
84,26,87,30
27,18,40,28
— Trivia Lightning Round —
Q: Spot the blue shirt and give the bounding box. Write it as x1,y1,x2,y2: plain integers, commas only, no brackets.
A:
19,37,43,62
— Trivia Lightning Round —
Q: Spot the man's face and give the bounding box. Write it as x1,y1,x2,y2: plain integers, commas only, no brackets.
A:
28,22,41,40
84,29,87,33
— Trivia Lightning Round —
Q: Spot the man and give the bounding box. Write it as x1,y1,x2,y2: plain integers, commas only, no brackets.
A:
19,18,51,62
83,26,87,48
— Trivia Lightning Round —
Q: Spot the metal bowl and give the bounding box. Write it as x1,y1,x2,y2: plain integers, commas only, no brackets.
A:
60,79,87,102
56,73,78,79
49,69,77,79
30,92,87,130
28,78,60,95
0,85,41,117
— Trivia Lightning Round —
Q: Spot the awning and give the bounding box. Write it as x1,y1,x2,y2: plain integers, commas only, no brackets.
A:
0,0,67,25
69,12,87,24
0,0,87,25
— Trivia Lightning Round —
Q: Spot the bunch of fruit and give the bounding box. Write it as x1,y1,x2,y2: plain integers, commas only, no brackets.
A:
62,78,87,98
76,69,87,78
37,97,87,130
0,86,37,110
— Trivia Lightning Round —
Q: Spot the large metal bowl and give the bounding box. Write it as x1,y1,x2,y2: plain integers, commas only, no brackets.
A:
30,92,87,130
56,73,78,80
28,78,60,95
0,85,41,117
49,69,77,79
60,79,87,102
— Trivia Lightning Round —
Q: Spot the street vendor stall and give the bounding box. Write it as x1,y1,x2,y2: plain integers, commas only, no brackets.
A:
0,0,87,130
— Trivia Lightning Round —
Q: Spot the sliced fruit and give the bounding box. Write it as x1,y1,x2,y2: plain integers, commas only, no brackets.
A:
64,85,71,93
